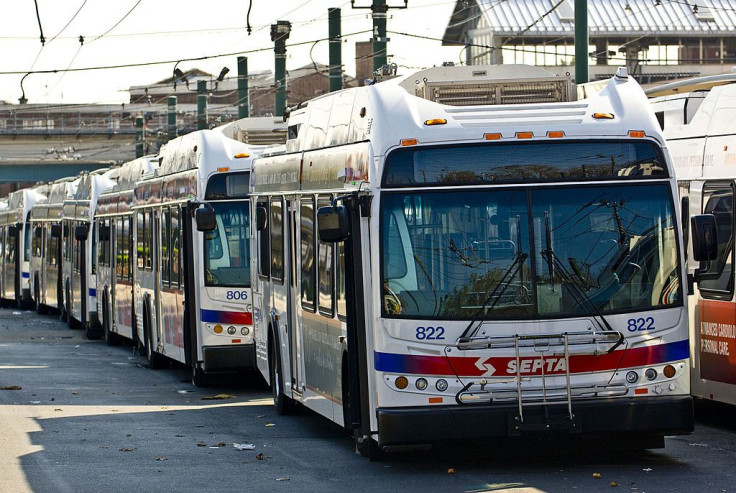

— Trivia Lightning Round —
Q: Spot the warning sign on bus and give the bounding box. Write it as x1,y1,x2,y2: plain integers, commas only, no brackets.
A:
697,299,736,385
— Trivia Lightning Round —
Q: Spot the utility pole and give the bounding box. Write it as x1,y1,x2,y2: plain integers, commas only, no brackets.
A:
197,80,207,130
574,0,589,84
135,116,144,158
328,8,342,92
167,96,177,142
351,0,407,73
237,56,249,119
271,20,291,117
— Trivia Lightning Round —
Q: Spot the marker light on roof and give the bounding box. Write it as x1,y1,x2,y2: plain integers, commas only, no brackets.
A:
484,133,502,140
401,139,418,147
424,118,447,126
593,113,615,119
234,153,250,158
516,132,533,139
628,130,646,138
217,167,230,172
547,131,565,138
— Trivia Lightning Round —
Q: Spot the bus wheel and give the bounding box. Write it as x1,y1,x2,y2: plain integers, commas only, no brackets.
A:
355,436,385,462
35,279,48,315
192,366,210,387
66,284,78,329
144,304,165,370
269,335,296,415
103,300,119,346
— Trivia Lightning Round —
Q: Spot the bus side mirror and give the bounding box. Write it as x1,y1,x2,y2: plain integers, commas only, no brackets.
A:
317,205,349,242
98,225,111,241
75,225,89,241
256,206,268,231
7,225,18,236
51,224,61,238
691,214,718,262
195,205,216,232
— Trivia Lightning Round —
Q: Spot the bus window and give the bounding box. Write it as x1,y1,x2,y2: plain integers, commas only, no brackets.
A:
271,198,284,283
699,183,734,297
144,210,153,270
162,207,170,287
116,218,124,279
317,195,334,317
171,206,181,287
258,199,271,279
300,198,316,311
137,212,144,269
336,239,346,318
204,201,251,287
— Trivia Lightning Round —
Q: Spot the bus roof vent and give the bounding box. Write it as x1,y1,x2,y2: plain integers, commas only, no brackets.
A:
402,65,576,106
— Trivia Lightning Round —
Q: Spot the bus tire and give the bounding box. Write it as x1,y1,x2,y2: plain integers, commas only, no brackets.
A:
103,294,120,346
143,302,165,370
192,366,210,387
355,436,385,462
269,331,296,415
66,283,78,329
35,277,48,315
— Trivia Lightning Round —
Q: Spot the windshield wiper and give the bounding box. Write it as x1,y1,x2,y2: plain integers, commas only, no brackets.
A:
459,215,528,341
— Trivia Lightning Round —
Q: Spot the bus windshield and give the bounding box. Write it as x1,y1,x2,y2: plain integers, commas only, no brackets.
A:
204,200,250,287
380,184,681,319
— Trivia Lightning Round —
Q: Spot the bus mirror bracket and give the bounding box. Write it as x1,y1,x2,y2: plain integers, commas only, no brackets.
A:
317,205,350,243
195,204,217,232
75,224,89,241
256,206,268,231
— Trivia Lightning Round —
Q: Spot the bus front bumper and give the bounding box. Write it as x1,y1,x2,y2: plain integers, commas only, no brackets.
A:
376,395,694,447
202,344,256,373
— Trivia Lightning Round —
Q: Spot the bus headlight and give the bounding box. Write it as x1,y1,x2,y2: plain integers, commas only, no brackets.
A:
227,326,236,335
435,379,448,392
626,371,638,384
645,368,657,381
415,378,428,391
241,327,250,336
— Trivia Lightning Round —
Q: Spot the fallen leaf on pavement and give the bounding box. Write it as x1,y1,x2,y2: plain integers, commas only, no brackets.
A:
201,393,235,400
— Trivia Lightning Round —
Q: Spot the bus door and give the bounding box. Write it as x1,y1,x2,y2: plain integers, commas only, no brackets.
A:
692,180,736,404
287,199,304,395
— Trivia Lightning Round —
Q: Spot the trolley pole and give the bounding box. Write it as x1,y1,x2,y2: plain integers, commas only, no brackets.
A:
237,56,249,119
271,20,291,117
328,8,342,92
167,96,177,142
351,0,407,74
135,115,144,158
574,0,589,84
197,80,207,130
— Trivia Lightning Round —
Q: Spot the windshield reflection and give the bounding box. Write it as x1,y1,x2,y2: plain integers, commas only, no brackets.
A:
380,185,680,319
204,201,250,287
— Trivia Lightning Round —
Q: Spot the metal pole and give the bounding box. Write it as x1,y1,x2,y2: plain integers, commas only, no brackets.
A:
271,21,291,117
168,96,177,141
574,0,589,84
237,56,249,119
197,80,207,130
329,8,343,92
135,116,144,158
372,0,388,72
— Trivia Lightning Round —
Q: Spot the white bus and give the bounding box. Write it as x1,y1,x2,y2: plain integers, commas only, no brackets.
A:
96,156,159,346
0,184,47,308
61,168,118,337
649,74,736,406
29,177,78,315
250,65,703,457
123,129,264,385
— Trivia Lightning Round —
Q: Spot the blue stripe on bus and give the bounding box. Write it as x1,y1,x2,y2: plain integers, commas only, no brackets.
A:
89,288,96,297
21,272,29,279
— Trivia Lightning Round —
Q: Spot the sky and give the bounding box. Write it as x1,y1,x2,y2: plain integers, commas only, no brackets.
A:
0,0,462,105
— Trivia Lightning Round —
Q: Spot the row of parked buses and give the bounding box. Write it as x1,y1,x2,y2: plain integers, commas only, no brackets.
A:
0,64,729,457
